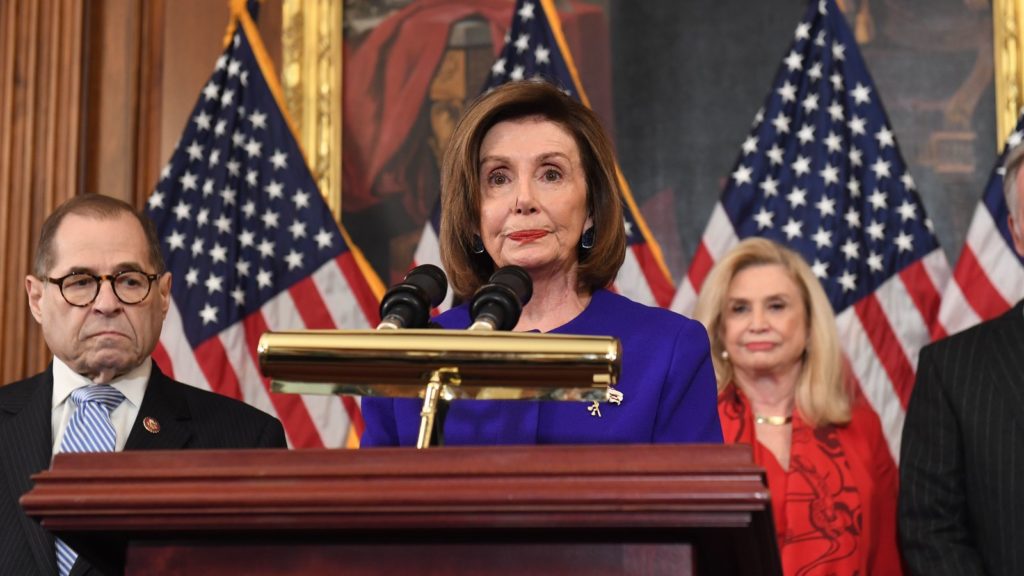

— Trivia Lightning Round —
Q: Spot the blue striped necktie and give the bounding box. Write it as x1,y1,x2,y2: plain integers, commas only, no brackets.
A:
55,385,126,576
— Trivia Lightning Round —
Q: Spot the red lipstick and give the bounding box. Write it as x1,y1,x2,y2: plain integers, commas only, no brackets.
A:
508,230,548,243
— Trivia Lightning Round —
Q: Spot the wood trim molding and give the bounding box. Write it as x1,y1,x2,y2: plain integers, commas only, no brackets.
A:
23,444,780,575
134,0,166,209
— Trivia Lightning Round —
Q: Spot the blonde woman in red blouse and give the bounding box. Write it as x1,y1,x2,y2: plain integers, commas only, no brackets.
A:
694,237,902,576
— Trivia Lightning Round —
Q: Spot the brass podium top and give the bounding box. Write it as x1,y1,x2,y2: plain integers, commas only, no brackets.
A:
258,328,621,401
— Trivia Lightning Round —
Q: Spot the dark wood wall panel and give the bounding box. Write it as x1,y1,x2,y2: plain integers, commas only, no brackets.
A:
81,0,143,205
0,0,84,384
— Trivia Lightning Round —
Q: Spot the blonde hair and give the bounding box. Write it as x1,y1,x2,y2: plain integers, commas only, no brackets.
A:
693,237,850,426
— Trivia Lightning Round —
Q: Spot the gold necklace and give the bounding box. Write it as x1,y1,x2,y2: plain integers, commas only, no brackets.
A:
754,414,792,426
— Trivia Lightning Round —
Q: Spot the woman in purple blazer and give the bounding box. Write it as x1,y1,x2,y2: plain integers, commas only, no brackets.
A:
361,81,721,447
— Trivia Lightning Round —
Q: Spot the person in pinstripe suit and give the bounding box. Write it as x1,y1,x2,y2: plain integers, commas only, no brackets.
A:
0,195,286,576
899,145,1024,576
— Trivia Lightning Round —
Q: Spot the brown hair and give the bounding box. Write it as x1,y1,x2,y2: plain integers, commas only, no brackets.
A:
439,80,626,299
33,194,166,277
693,237,851,427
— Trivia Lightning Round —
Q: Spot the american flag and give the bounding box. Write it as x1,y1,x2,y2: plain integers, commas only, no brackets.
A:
671,0,951,460
938,117,1024,335
145,9,383,448
413,0,675,308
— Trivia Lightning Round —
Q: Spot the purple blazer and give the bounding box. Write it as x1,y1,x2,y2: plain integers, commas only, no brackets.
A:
361,289,723,446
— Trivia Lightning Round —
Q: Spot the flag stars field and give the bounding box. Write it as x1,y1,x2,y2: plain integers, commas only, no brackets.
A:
147,11,382,448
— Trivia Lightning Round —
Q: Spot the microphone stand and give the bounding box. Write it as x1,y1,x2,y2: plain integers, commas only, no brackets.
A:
417,367,458,449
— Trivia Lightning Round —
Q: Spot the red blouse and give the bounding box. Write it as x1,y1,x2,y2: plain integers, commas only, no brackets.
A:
718,387,903,576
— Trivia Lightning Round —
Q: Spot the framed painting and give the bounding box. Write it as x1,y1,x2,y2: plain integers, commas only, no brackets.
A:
281,0,1023,286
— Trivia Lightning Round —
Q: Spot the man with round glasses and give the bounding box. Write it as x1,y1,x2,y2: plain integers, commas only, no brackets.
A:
0,194,286,576
49,270,162,308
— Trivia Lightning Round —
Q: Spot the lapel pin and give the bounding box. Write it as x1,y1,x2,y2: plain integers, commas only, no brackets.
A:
143,417,161,434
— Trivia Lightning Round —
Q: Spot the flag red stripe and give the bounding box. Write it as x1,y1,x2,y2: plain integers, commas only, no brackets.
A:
193,336,244,401
631,244,675,307
337,253,381,326
853,295,915,408
152,342,175,379
686,242,715,294
898,261,943,338
242,312,325,448
288,275,336,329
954,245,1011,322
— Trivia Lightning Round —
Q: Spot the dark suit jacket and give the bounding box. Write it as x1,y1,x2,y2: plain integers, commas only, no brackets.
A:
899,301,1024,576
0,363,287,576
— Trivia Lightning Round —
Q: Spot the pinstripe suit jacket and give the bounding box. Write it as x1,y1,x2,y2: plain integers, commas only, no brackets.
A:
899,301,1024,576
0,363,287,576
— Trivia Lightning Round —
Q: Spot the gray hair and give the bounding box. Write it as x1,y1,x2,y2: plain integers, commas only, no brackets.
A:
34,194,166,277
1003,144,1024,218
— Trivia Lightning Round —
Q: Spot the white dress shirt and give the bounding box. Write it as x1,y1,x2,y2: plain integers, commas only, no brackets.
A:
50,356,150,456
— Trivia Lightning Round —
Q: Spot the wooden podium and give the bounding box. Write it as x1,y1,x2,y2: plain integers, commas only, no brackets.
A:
22,444,780,575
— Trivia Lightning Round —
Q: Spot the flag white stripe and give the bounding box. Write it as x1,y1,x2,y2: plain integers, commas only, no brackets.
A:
614,250,656,306
160,301,212,391
412,223,454,311
703,204,740,261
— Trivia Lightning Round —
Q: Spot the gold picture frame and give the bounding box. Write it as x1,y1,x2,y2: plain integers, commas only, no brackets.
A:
995,0,1024,150
281,0,343,221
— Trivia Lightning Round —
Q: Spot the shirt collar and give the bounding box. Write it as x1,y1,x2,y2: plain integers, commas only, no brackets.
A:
51,356,151,410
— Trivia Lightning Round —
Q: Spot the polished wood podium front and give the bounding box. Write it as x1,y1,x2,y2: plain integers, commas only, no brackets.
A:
22,444,780,575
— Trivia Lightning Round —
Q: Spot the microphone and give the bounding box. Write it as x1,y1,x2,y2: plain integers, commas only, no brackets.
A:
377,264,448,330
468,265,533,331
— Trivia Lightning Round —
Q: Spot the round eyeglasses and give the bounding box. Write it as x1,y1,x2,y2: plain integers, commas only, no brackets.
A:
47,271,162,307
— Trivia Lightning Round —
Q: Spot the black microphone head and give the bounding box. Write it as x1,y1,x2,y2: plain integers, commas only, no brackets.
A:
487,265,532,307
377,264,449,329
404,264,448,308
468,266,533,331
378,285,426,329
